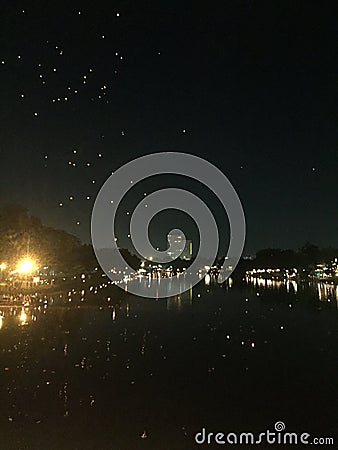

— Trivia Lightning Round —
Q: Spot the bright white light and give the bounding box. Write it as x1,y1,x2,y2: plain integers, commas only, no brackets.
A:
19,309,28,324
17,259,35,274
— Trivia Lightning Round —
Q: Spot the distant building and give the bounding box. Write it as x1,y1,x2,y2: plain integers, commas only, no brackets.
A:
167,233,193,261
180,240,193,260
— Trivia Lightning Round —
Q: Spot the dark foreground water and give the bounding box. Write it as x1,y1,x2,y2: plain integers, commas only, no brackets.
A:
0,278,337,449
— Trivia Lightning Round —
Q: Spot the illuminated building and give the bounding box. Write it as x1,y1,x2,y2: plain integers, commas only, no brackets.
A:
167,233,193,261
180,240,193,260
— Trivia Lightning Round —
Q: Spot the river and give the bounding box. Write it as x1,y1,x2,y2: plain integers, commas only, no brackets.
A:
0,277,336,449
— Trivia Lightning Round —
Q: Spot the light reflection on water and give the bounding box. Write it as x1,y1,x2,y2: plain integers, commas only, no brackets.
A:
0,277,337,449
246,276,337,306
0,275,337,332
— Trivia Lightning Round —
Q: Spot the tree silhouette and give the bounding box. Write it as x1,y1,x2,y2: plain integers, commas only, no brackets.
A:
0,204,96,274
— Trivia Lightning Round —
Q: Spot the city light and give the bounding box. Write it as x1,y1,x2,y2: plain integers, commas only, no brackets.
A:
17,258,36,274
0,262,6,270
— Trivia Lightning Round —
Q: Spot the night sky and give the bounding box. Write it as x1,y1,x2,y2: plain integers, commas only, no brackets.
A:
1,1,337,255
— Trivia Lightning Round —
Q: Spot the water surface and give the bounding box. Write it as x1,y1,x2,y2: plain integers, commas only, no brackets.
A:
0,278,336,449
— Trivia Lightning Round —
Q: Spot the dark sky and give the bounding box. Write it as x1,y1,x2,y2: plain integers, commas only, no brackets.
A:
0,1,337,255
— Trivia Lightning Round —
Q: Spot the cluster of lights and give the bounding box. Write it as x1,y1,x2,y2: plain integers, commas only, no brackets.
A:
247,260,338,281
246,268,298,278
